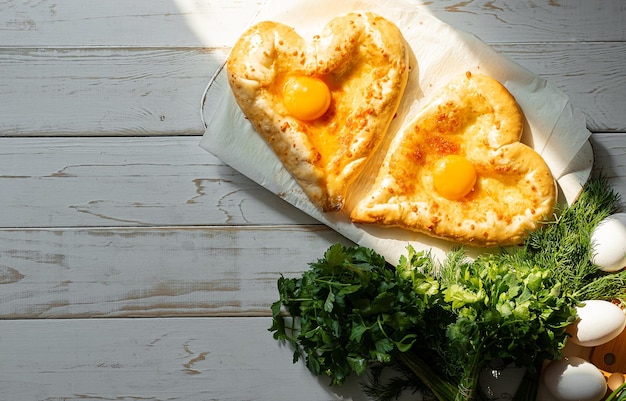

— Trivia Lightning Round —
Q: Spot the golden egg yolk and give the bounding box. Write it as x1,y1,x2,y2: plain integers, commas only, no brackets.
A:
282,76,331,121
432,155,477,200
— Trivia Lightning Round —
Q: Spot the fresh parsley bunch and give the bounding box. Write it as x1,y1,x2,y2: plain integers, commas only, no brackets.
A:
270,245,432,386
270,178,625,401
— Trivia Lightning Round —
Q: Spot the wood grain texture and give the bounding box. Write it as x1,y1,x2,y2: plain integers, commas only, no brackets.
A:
0,317,376,401
0,226,350,319
0,0,264,48
592,133,626,189
424,0,626,43
0,0,623,47
0,136,316,227
0,48,224,135
492,42,626,132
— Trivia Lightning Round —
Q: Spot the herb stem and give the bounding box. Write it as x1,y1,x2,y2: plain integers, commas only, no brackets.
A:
398,351,457,401
455,350,486,401
513,360,541,401
314,278,353,287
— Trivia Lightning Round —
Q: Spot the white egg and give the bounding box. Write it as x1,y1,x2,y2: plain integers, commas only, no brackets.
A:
591,212,626,272
566,299,626,347
542,356,607,401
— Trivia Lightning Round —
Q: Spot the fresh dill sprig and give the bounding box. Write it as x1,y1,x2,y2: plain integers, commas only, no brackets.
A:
522,176,623,301
362,363,426,401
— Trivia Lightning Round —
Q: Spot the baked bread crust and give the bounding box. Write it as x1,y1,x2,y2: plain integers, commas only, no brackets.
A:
226,12,409,211
350,72,557,247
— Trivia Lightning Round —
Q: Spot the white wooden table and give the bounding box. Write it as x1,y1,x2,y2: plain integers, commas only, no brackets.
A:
1,1,625,400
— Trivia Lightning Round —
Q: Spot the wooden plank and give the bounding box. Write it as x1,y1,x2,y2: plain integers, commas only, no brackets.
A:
0,317,375,401
592,133,626,191
1,43,624,136
1,135,625,229
426,0,626,43
0,0,623,47
0,226,350,319
0,136,316,228
0,48,224,136
0,0,264,48
492,42,626,132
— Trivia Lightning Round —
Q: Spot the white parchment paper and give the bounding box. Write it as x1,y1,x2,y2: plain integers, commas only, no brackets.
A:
200,0,593,264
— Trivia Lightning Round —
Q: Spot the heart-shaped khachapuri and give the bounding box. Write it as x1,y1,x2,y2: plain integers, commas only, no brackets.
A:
226,12,409,212
350,72,557,247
